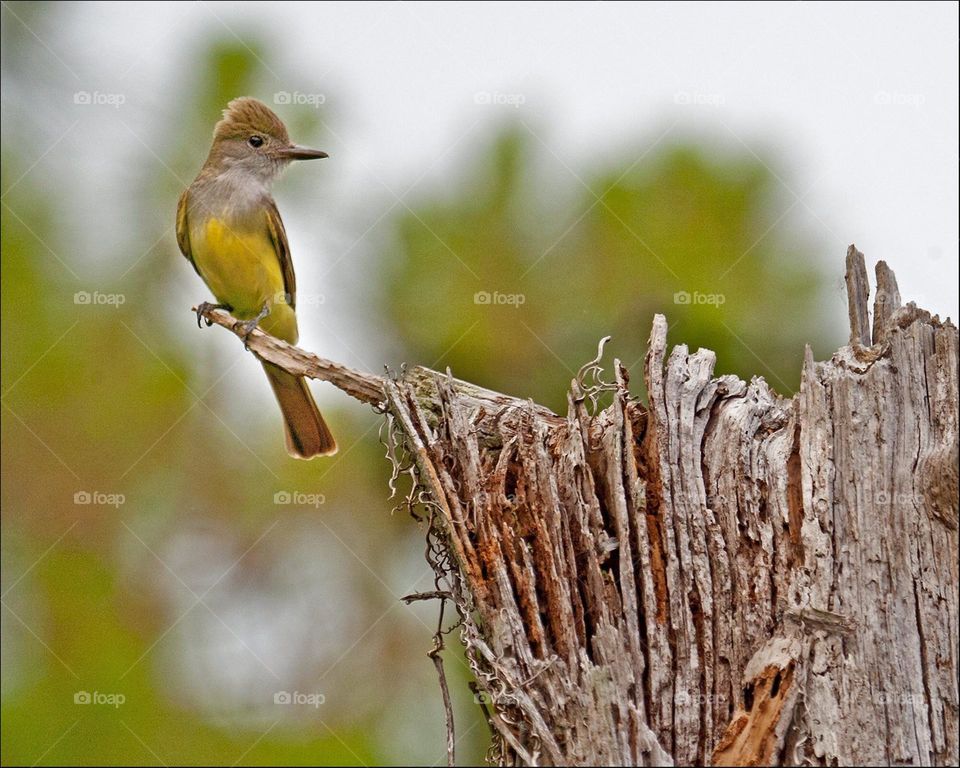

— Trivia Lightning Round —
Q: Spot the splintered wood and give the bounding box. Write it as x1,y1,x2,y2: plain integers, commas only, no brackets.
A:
382,248,958,766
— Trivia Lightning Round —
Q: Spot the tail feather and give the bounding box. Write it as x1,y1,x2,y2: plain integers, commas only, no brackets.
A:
262,362,337,459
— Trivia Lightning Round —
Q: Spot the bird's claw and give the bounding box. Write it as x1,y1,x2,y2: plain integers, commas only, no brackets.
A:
238,318,259,350
195,302,230,328
238,305,270,350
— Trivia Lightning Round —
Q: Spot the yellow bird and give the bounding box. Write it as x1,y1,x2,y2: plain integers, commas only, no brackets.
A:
176,97,336,458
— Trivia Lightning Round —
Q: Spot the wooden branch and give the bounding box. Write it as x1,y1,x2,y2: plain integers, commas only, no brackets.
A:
195,247,959,767
196,305,557,425
195,306,385,406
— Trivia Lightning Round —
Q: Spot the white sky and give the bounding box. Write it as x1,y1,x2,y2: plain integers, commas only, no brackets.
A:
5,1,958,372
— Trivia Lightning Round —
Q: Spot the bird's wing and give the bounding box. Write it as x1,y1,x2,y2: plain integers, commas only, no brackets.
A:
175,188,201,277
264,197,296,310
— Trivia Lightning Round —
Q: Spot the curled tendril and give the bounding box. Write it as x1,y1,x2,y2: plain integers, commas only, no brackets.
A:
382,362,409,384
574,335,618,414
379,412,414,504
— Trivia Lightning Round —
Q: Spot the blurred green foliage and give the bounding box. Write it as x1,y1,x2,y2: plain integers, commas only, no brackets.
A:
2,23,479,766
384,127,834,412
2,6,837,767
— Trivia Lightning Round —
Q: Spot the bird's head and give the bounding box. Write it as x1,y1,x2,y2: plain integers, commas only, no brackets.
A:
205,97,327,182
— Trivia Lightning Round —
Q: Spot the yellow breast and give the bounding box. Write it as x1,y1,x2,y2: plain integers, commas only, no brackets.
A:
190,215,299,343
191,217,285,318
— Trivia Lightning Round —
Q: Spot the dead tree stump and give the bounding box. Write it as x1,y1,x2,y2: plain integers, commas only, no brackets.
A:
200,246,959,766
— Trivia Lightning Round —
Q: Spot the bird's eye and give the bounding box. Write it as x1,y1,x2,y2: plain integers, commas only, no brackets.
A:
248,135,264,148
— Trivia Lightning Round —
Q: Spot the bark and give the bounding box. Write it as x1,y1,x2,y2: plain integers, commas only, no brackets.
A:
199,246,959,766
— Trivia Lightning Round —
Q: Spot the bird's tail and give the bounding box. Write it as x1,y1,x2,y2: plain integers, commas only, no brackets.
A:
262,362,337,459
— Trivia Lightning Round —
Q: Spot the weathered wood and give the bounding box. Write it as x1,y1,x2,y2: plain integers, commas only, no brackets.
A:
196,306,385,406
873,260,902,343
846,244,872,348
198,248,959,766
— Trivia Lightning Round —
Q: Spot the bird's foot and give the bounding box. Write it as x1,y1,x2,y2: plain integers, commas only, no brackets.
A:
238,304,271,349
195,302,232,328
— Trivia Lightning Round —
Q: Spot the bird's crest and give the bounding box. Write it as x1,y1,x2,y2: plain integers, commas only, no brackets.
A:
213,97,290,143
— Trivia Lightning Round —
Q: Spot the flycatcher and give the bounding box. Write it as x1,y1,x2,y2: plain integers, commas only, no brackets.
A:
176,97,336,458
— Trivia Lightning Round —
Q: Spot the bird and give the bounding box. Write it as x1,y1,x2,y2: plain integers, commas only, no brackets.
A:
176,97,336,458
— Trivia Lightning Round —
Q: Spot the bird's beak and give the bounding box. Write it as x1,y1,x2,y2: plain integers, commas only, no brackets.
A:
276,145,329,160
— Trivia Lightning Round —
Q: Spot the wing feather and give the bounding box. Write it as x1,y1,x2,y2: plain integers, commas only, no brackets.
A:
264,197,296,310
175,188,201,277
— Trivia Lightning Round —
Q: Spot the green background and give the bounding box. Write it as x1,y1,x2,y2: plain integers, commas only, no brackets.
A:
1,4,848,765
